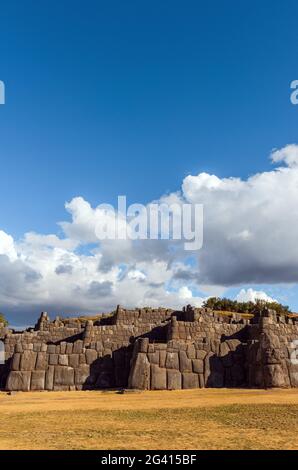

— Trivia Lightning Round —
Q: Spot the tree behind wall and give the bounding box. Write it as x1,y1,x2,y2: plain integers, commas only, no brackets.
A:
202,297,291,315
0,313,8,326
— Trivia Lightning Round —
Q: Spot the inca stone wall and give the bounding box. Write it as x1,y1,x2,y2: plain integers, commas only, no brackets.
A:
1,305,298,391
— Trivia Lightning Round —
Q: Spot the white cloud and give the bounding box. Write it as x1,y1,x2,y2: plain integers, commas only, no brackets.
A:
270,144,298,167
235,288,276,303
181,144,298,285
1,144,298,322
0,230,17,261
178,286,193,299
127,270,146,281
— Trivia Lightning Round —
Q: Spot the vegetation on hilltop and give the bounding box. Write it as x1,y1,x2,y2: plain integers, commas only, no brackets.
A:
202,297,291,316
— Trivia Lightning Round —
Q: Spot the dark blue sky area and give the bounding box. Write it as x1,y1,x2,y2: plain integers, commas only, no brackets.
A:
1,0,298,236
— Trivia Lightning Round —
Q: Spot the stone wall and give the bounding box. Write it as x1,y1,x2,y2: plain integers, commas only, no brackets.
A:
1,306,298,391
247,314,298,388
128,335,247,390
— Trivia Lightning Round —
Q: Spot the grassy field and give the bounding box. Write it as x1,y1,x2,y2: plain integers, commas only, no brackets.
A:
0,388,298,450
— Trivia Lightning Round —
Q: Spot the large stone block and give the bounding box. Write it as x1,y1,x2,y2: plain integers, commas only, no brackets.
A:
11,353,21,371
219,342,230,357
31,370,45,390
148,351,160,365
139,338,149,353
199,374,205,388
69,354,79,368
6,371,31,391
75,364,90,385
182,372,199,389
167,369,181,390
45,366,54,390
196,349,207,360
47,344,56,354
187,344,196,359
151,364,167,390
86,349,98,365
49,354,58,365
66,343,73,354
128,353,150,389
159,350,167,368
20,351,37,371
165,352,179,370
58,354,69,366
192,359,204,374
73,340,83,354
179,350,192,372
263,364,287,388
36,352,48,370
54,366,74,386
204,354,224,388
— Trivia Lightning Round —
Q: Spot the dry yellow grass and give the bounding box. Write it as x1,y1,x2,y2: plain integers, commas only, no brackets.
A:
0,388,298,450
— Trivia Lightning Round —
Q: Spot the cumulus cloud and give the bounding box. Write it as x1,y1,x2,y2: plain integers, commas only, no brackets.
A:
182,144,298,285
235,288,276,303
0,230,17,261
270,144,298,167
0,144,298,323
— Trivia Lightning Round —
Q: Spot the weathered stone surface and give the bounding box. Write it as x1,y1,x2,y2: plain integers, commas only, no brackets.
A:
159,350,167,368
263,364,286,388
66,343,73,354
47,345,56,354
219,342,230,357
15,343,23,353
2,305,298,392
54,366,74,386
150,364,167,390
192,359,204,374
58,354,68,366
36,352,47,370
289,365,298,387
6,371,31,391
49,354,58,365
226,339,241,351
187,344,196,359
11,353,21,371
179,351,192,372
128,353,150,389
204,353,224,387
79,353,86,364
199,374,205,388
31,370,45,390
167,369,181,390
86,349,98,365
73,340,83,354
196,349,207,360
20,351,37,371
69,354,79,368
45,366,54,390
139,338,149,353
75,365,90,385
148,351,159,365
165,352,179,370
182,372,199,389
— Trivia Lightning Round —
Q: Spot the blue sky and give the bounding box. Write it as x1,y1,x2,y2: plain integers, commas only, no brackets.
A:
1,1,298,324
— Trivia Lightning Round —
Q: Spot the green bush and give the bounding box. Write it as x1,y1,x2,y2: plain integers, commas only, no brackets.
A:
0,312,8,326
202,297,290,315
